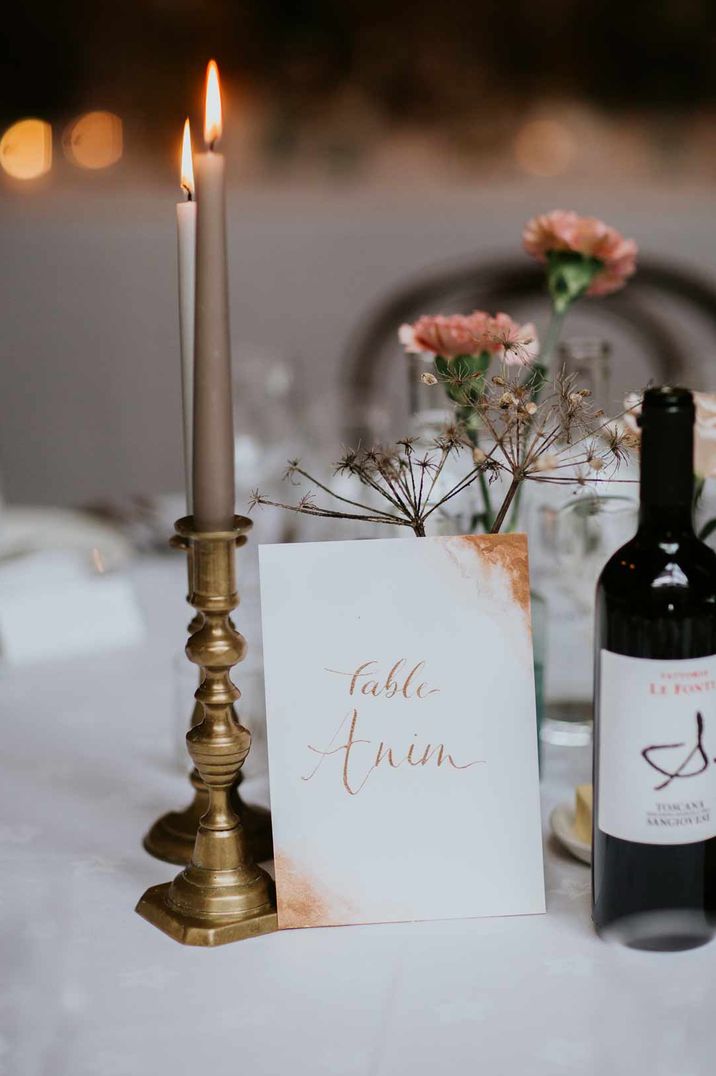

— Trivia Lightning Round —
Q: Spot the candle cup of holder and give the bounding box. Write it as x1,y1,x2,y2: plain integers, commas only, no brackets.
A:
142,553,274,867
136,516,278,945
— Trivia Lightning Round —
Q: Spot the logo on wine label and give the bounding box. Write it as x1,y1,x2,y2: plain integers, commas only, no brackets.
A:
598,652,716,845
642,711,709,791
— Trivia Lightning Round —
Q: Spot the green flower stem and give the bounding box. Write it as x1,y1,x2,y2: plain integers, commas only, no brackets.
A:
478,469,494,531
455,401,494,530
538,305,567,374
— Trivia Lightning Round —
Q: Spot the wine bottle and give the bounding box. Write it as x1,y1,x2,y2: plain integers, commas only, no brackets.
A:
593,386,716,950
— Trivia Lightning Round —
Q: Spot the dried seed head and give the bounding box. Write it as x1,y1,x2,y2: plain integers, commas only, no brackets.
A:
568,392,583,406
579,389,591,397
420,372,438,386
499,392,516,408
524,401,537,415
533,454,559,472
472,447,487,465
588,457,605,471
492,375,506,386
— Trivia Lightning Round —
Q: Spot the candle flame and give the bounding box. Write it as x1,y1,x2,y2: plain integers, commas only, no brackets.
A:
180,118,194,196
204,60,222,147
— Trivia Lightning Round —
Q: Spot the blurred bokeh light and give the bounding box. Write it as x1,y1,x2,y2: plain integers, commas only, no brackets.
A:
513,119,575,178
63,111,123,170
0,118,52,179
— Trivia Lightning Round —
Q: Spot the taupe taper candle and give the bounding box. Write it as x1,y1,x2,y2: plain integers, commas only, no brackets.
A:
192,60,235,531
177,119,196,514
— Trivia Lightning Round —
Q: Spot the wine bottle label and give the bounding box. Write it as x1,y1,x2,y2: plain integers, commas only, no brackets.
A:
598,650,716,845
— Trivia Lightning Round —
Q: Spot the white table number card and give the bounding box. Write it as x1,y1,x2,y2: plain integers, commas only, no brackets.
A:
259,534,545,929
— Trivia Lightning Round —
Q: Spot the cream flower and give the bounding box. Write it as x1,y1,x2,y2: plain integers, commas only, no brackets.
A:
694,392,716,479
623,391,642,436
620,389,716,477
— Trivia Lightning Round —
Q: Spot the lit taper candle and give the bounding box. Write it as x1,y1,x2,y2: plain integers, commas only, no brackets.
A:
192,60,235,531
177,118,196,513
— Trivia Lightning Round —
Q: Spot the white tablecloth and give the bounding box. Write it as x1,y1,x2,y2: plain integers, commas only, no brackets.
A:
2,554,715,1076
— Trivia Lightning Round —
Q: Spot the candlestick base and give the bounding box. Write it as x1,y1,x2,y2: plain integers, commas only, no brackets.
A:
136,880,278,946
142,766,206,867
136,516,278,947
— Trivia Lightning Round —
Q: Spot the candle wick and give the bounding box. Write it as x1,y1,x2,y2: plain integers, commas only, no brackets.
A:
182,185,193,201
209,138,216,152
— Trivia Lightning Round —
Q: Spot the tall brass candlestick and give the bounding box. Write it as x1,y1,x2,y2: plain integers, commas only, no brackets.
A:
192,60,235,532
142,536,273,867
136,516,277,946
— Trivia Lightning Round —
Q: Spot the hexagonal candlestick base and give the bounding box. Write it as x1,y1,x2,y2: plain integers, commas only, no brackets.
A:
136,880,278,947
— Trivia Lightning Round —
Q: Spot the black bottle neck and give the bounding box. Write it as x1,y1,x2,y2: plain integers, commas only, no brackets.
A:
639,502,693,536
638,399,694,538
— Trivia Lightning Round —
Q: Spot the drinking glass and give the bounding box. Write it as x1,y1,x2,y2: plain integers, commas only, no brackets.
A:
539,492,638,745
556,494,638,614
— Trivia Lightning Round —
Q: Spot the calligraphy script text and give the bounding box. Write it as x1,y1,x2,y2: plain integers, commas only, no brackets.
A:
303,659,483,795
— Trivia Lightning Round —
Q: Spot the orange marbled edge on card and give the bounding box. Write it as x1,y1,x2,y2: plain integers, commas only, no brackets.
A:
451,533,531,615
274,851,357,929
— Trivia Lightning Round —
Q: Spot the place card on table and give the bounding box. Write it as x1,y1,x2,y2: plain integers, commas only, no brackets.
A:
0,551,145,666
259,534,545,929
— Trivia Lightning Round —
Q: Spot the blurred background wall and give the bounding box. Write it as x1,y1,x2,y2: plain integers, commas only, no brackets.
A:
2,1,716,507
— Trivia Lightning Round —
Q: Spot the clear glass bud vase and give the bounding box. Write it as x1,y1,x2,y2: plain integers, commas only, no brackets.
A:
558,338,612,413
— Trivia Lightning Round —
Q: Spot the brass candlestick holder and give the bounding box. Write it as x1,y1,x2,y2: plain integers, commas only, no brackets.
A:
143,541,274,867
136,516,278,945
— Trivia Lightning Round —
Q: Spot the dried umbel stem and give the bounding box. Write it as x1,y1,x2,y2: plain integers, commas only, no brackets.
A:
250,434,498,538
252,368,633,539
427,364,634,531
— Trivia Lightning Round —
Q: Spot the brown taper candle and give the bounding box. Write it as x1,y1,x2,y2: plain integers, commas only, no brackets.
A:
192,61,235,531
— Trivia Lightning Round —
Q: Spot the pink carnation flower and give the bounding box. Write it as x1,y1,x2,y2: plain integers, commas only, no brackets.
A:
399,311,538,365
398,314,479,359
523,210,637,297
